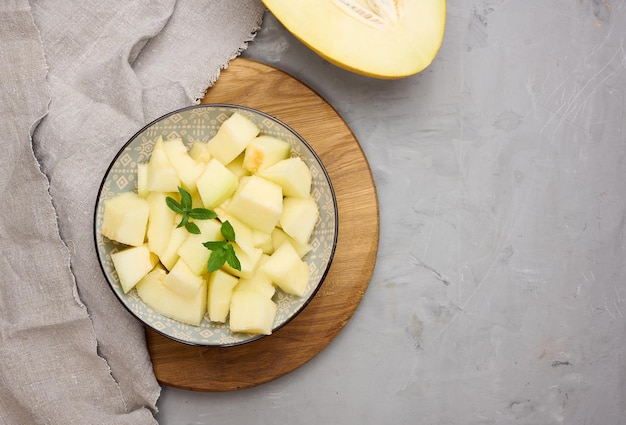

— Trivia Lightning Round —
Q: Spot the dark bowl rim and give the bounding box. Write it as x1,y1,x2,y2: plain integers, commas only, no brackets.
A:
93,103,339,348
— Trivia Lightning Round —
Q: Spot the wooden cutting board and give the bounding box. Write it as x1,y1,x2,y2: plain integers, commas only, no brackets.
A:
145,58,379,392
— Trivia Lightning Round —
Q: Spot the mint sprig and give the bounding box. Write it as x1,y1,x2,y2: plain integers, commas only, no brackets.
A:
203,220,241,272
166,186,216,234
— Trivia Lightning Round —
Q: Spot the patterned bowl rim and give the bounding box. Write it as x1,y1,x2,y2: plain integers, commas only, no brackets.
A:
93,103,338,347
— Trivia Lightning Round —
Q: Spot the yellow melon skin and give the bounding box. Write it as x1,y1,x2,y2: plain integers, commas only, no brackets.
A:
262,0,446,79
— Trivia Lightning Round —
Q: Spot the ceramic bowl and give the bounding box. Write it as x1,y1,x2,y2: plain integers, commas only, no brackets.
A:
94,104,338,346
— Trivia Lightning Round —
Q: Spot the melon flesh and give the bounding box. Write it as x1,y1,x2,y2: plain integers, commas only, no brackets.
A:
101,191,150,247
229,290,278,335
136,267,207,326
207,269,239,323
261,242,310,297
146,192,176,257
262,0,446,79
110,244,158,293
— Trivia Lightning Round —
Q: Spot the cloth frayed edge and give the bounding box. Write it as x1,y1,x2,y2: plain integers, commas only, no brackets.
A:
193,13,265,103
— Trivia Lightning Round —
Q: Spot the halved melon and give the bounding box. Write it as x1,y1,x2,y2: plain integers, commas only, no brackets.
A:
262,0,446,79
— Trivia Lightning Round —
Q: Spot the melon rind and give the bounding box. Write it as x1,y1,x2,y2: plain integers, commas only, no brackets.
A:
262,0,447,79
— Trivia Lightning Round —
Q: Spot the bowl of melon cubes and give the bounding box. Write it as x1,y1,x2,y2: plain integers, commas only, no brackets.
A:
94,104,338,346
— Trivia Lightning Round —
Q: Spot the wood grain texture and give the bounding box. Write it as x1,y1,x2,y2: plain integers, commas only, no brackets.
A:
145,58,379,392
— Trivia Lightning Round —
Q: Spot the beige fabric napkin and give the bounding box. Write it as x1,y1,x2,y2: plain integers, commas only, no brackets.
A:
0,1,265,423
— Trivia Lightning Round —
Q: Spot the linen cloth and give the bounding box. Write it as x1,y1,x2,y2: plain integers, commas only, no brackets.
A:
0,1,265,423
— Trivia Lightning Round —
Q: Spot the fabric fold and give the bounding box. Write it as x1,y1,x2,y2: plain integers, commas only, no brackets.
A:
0,1,153,423
1,0,266,423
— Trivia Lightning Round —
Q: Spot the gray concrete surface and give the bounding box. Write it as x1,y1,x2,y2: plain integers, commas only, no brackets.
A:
156,1,626,423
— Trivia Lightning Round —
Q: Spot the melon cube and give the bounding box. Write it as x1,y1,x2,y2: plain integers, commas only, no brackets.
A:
196,218,225,237
257,156,312,198
261,242,310,297
234,277,276,299
271,227,312,258
147,137,180,192
280,196,319,245
177,219,223,275
207,269,239,323
226,152,251,178
222,243,263,279
191,189,204,209
176,234,211,276
146,192,176,257
136,162,149,198
136,266,207,326
226,175,283,234
159,225,188,270
234,255,276,298
243,135,291,173
229,290,278,335
163,138,205,192
214,211,256,256
162,258,205,298
196,158,238,209
110,244,158,293
101,191,149,247
207,112,260,165
188,141,212,164
252,229,274,254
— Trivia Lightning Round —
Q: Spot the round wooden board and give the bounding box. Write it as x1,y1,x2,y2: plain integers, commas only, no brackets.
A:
146,58,379,391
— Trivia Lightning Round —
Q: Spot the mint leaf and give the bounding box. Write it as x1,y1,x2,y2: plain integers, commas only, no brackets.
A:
203,220,241,273
203,240,227,251
224,244,241,271
165,186,216,234
178,186,192,210
176,214,189,229
185,222,201,234
188,208,217,220
221,220,236,241
165,196,185,214
207,249,227,272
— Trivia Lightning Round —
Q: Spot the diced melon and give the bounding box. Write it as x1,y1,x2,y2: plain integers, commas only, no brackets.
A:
271,227,312,258
162,258,205,298
147,137,180,192
206,112,260,165
242,135,291,173
222,243,263,279
101,191,150,247
196,158,238,209
136,266,207,326
229,290,278,335
234,277,276,299
196,218,225,237
261,242,310,297
163,138,205,192
226,175,283,234
159,225,188,270
214,211,256,256
188,141,212,164
176,219,223,275
252,229,274,255
136,162,149,198
261,0,447,79
257,156,312,198
234,255,276,298
207,269,239,323
146,192,176,257
214,199,230,216
110,244,158,293
191,189,204,209
280,196,319,245
176,234,211,276
226,152,251,178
